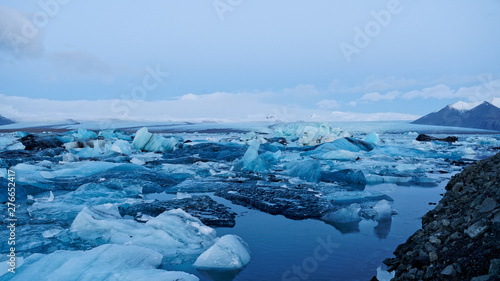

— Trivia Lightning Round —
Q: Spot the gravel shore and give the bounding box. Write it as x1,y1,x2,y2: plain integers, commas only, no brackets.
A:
382,152,500,281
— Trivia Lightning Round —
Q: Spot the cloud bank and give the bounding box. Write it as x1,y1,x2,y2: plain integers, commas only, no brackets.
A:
0,92,419,123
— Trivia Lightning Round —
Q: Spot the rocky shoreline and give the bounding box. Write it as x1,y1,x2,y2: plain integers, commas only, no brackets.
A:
380,152,500,280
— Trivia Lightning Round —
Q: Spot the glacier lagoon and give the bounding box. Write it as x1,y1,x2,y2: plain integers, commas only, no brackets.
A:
0,121,499,281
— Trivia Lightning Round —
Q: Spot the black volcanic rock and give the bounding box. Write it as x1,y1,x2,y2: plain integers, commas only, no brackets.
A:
416,134,458,143
412,101,500,131
0,114,14,125
118,195,237,227
20,134,64,150
382,152,500,280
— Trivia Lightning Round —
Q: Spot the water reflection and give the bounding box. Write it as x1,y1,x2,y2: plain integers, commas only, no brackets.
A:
197,268,243,281
325,220,361,234
374,218,392,239
324,217,393,238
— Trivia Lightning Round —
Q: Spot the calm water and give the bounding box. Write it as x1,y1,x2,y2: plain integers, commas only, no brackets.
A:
162,182,446,281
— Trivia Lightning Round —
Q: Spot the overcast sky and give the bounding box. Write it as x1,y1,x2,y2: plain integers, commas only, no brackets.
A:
0,0,499,121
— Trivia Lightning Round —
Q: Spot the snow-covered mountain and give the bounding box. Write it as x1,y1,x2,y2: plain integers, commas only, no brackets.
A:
412,99,500,131
0,114,14,126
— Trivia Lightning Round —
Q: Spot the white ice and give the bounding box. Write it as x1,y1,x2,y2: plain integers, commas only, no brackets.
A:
193,235,251,270
72,128,98,139
70,206,217,262
321,204,361,223
376,265,395,281
109,139,132,155
373,200,392,221
1,244,198,281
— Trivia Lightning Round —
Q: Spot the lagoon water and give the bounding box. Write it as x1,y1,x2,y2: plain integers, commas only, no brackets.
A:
161,182,446,281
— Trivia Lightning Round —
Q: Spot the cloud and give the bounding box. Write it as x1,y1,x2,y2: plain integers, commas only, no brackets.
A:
360,91,400,102
316,99,340,109
401,84,455,100
0,5,44,58
333,76,418,94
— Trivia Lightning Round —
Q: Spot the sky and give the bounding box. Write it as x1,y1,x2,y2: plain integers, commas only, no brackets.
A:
0,0,499,122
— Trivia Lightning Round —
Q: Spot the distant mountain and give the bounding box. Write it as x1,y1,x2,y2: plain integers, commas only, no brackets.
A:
412,99,500,131
0,114,14,126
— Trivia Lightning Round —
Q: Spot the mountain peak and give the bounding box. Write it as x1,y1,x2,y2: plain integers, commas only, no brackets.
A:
0,114,14,126
448,101,481,111
412,99,500,131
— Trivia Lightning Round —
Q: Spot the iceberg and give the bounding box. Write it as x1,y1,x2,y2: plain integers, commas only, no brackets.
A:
110,139,132,155
72,128,98,139
364,132,380,144
1,244,198,281
376,265,395,281
321,169,366,185
193,235,251,270
132,127,179,153
233,140,270,173
70,206,217,261
373,200,392,221
321,204,361,223
62,153,80,162
286,160,321,182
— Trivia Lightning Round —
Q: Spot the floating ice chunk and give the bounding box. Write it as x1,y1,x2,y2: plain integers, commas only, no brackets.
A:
297,123,350,146
72,128,98,139
130,157,145,165
70,206,217,260
193,235,251,270
324,190,393,205
364,132,380,144
373,200,392,221
132,127,179,153
286,160,321,182
321,169,366,185
234,140,270,173
322,204,361,223
42,227,63,238
28,182,142,223
319,150,359,161
76,140,104,158
456,146,476,156
62,153,80,162
176,192,192,199
377,265,395,281
110,139,132,155
3,244,198,281
260,150,282,164
99,129,132,140
466,136,499,146
0,134,24,150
